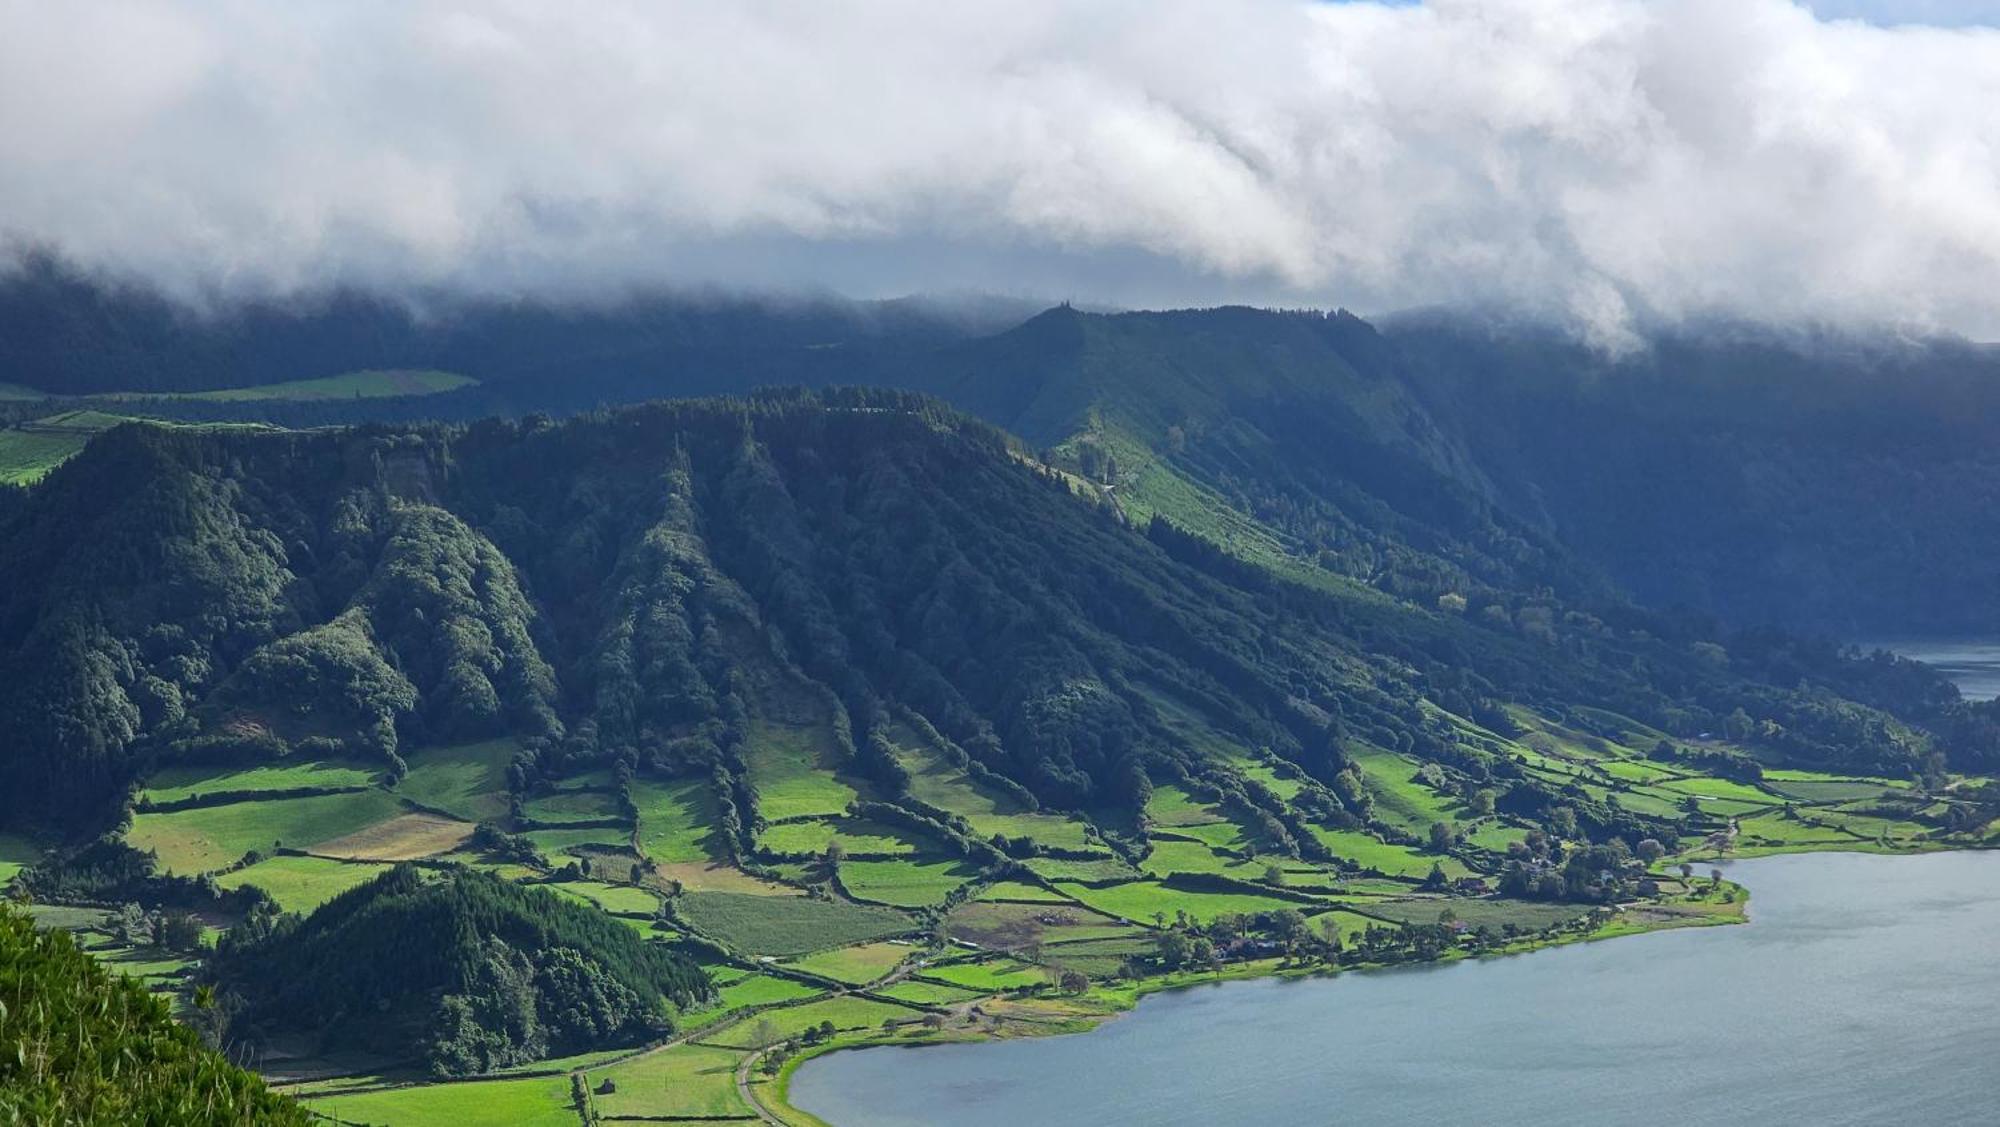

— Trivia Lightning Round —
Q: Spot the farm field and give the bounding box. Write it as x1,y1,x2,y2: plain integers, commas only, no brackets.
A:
546,880,662,917
127,789,409,874
912,958,1047,992
1053,879,1315,924
523,825,633,861
146,369,476,402
889,725,1101,852
589,1042,751,1119
743,719,860,821
759,816,928,858
1310,827,1466,880
310,811,475,861
306,1074,578,1127
396,739,516,823
948,901,1138,949
138,759,380,805
839,856,983,907
675,891,913,956
706,996,917,1048
631,778,719,864
522,788,622,823
1348,747,1467,833
783,941,910,984
679,974,826,1028
215,855,388,912
976,880,1073,902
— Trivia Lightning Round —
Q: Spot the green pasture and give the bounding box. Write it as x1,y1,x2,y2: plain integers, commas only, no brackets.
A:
396,739,516,823
840,856,983,908
215,855,389,913
589,1042,751,1120
676,891,912,956
783,941,910,984
632,777,720,864
127,789,407,874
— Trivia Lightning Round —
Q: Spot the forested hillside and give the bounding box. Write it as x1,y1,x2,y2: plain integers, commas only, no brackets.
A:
211,866,710,1073
12,263,2000,637
3,389,1992,839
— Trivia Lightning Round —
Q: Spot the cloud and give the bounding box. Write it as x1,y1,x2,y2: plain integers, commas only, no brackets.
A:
2,0,2000,340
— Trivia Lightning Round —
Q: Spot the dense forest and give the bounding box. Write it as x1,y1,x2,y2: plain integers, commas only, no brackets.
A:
1,390,1992,847
207,866,710,1074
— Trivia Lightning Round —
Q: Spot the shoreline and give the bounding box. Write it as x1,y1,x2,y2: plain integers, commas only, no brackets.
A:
769,839,1991,1126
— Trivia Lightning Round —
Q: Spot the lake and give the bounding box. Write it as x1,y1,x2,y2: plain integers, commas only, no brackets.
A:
790,850,2000,1126
1861,638,2000,701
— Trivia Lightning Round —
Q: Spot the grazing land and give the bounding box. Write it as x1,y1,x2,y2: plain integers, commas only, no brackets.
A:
675,891,915,956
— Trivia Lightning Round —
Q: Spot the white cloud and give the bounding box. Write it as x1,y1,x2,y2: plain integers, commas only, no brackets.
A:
2,0,1999,339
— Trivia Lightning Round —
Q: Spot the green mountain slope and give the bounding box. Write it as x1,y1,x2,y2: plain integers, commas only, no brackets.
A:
3,390,1989,835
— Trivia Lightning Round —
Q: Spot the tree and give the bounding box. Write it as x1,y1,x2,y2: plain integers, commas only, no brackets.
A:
1428,821,1458,853
1263,863,1286,887
1679,862,1694,881
1635,838,1666,865
1058,969,1089,995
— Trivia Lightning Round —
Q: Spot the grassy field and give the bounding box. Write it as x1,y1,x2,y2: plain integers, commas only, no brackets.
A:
632,778,719,865
875,979,985,1005
1348,747,1467,834
521,788,623,823
676,891,913,956
1363,897,1585,932
0,417,98,484
1053,879,1313,925
889,724,1100,851
912,958,1047,992
744,719,861,821
975,880,1074,903
1659,776,1781,804
157,369,476,402
307,1074,577,1127
759,816,929,857
0,410,274,485
1022,855,1139,883
138,758,381,804
1310,827,1467,880
0,381,46,400
396,739,516,823
782,941,911,984
839,856,983,907
947,901,1136,949
678,974,826,1028
706,996,917,1047
546,880,661,917
127,789,408,874
589,1042,751,1120
1303,908,1384,943
311,811,474,861
0,832,42,886
523,825,633,862
1141,839,1245,877
1144,784,1231,828
215,855,389,913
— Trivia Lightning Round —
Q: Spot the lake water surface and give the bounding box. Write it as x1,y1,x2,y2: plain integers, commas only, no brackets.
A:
1862,639,2000,701
791,850,2000,1126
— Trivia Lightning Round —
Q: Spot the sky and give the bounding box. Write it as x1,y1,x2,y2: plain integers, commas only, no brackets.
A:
2,0,1999,344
